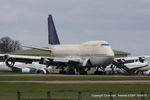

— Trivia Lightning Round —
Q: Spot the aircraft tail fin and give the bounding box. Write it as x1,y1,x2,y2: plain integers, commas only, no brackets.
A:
48,14,60,45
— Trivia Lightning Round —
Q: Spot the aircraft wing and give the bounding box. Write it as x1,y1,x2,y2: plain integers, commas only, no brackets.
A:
0,54,81,68
0,54,42,63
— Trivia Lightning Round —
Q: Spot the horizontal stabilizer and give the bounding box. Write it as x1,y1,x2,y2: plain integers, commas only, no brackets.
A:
23,46,51,52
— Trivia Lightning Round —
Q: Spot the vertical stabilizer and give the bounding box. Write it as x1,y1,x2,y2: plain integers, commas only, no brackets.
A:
48,15,60,45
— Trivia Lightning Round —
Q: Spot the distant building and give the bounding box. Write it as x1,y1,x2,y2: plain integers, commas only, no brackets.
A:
9,49,131,58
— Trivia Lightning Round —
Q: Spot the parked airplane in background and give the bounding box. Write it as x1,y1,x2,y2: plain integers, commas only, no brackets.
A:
110,56,150,75
125,61,150,75
0,15,114,74
0,61,51,74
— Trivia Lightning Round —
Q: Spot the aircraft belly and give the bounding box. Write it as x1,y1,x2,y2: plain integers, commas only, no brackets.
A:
139,66,150,71
89,56,114,67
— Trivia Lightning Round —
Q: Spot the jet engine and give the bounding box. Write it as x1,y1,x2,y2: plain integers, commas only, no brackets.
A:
144,70,150,75
82,58,92,67
5,58,15,68
36,68,49,74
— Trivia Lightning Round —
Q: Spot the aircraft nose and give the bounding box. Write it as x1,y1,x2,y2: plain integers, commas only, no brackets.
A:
104,57,114,66
108,50,114,57
106,47,114,57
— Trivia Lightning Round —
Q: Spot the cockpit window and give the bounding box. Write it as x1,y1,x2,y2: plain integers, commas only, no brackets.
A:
101,44,109,46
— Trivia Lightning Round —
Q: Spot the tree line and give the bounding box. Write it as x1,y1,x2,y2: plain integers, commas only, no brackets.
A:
0,37,22,53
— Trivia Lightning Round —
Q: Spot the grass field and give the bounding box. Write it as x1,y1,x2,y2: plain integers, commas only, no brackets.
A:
0,75,150,81
0,72,150,99
0,83,150,99
0,82,148,90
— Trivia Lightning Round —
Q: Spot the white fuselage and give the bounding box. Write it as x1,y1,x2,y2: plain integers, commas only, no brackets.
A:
49,41,114,67
0,62,48,72
110,62,150,75
125,62,150,72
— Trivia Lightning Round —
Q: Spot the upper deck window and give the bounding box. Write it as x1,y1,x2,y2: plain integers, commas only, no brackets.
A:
101,44,109,46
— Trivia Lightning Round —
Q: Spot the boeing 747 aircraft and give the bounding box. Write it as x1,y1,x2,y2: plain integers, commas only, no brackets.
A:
0,15,114,74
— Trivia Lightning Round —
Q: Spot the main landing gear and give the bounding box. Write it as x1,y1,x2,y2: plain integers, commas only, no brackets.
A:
76,67,91,75
94,67,106,75
59,68,66,74
59,67,75,74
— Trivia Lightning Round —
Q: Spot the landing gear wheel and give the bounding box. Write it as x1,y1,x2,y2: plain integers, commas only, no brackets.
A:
94,71,106,75
94,71,101,75
38,70,45,74
66,67,75,74
77,68,87,75
59,70,66,74
137,71,144,75
80,71,87,75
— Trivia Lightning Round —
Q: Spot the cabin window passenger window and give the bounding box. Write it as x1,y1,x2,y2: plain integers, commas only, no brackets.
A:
101,44,109,46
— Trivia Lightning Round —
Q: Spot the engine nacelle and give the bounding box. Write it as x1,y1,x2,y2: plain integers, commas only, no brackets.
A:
144,70,150,75
36,68,49,74
5,58,15,68
82,58,90,66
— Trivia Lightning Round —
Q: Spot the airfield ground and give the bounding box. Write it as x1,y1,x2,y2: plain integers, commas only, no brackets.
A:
1,82,150,99
0,73,150,81
0,73,150,99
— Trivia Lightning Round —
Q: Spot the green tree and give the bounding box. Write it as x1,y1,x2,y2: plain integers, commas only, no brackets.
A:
0,37,22,53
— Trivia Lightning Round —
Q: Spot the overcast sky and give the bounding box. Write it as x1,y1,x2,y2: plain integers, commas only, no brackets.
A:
0,0,150,56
